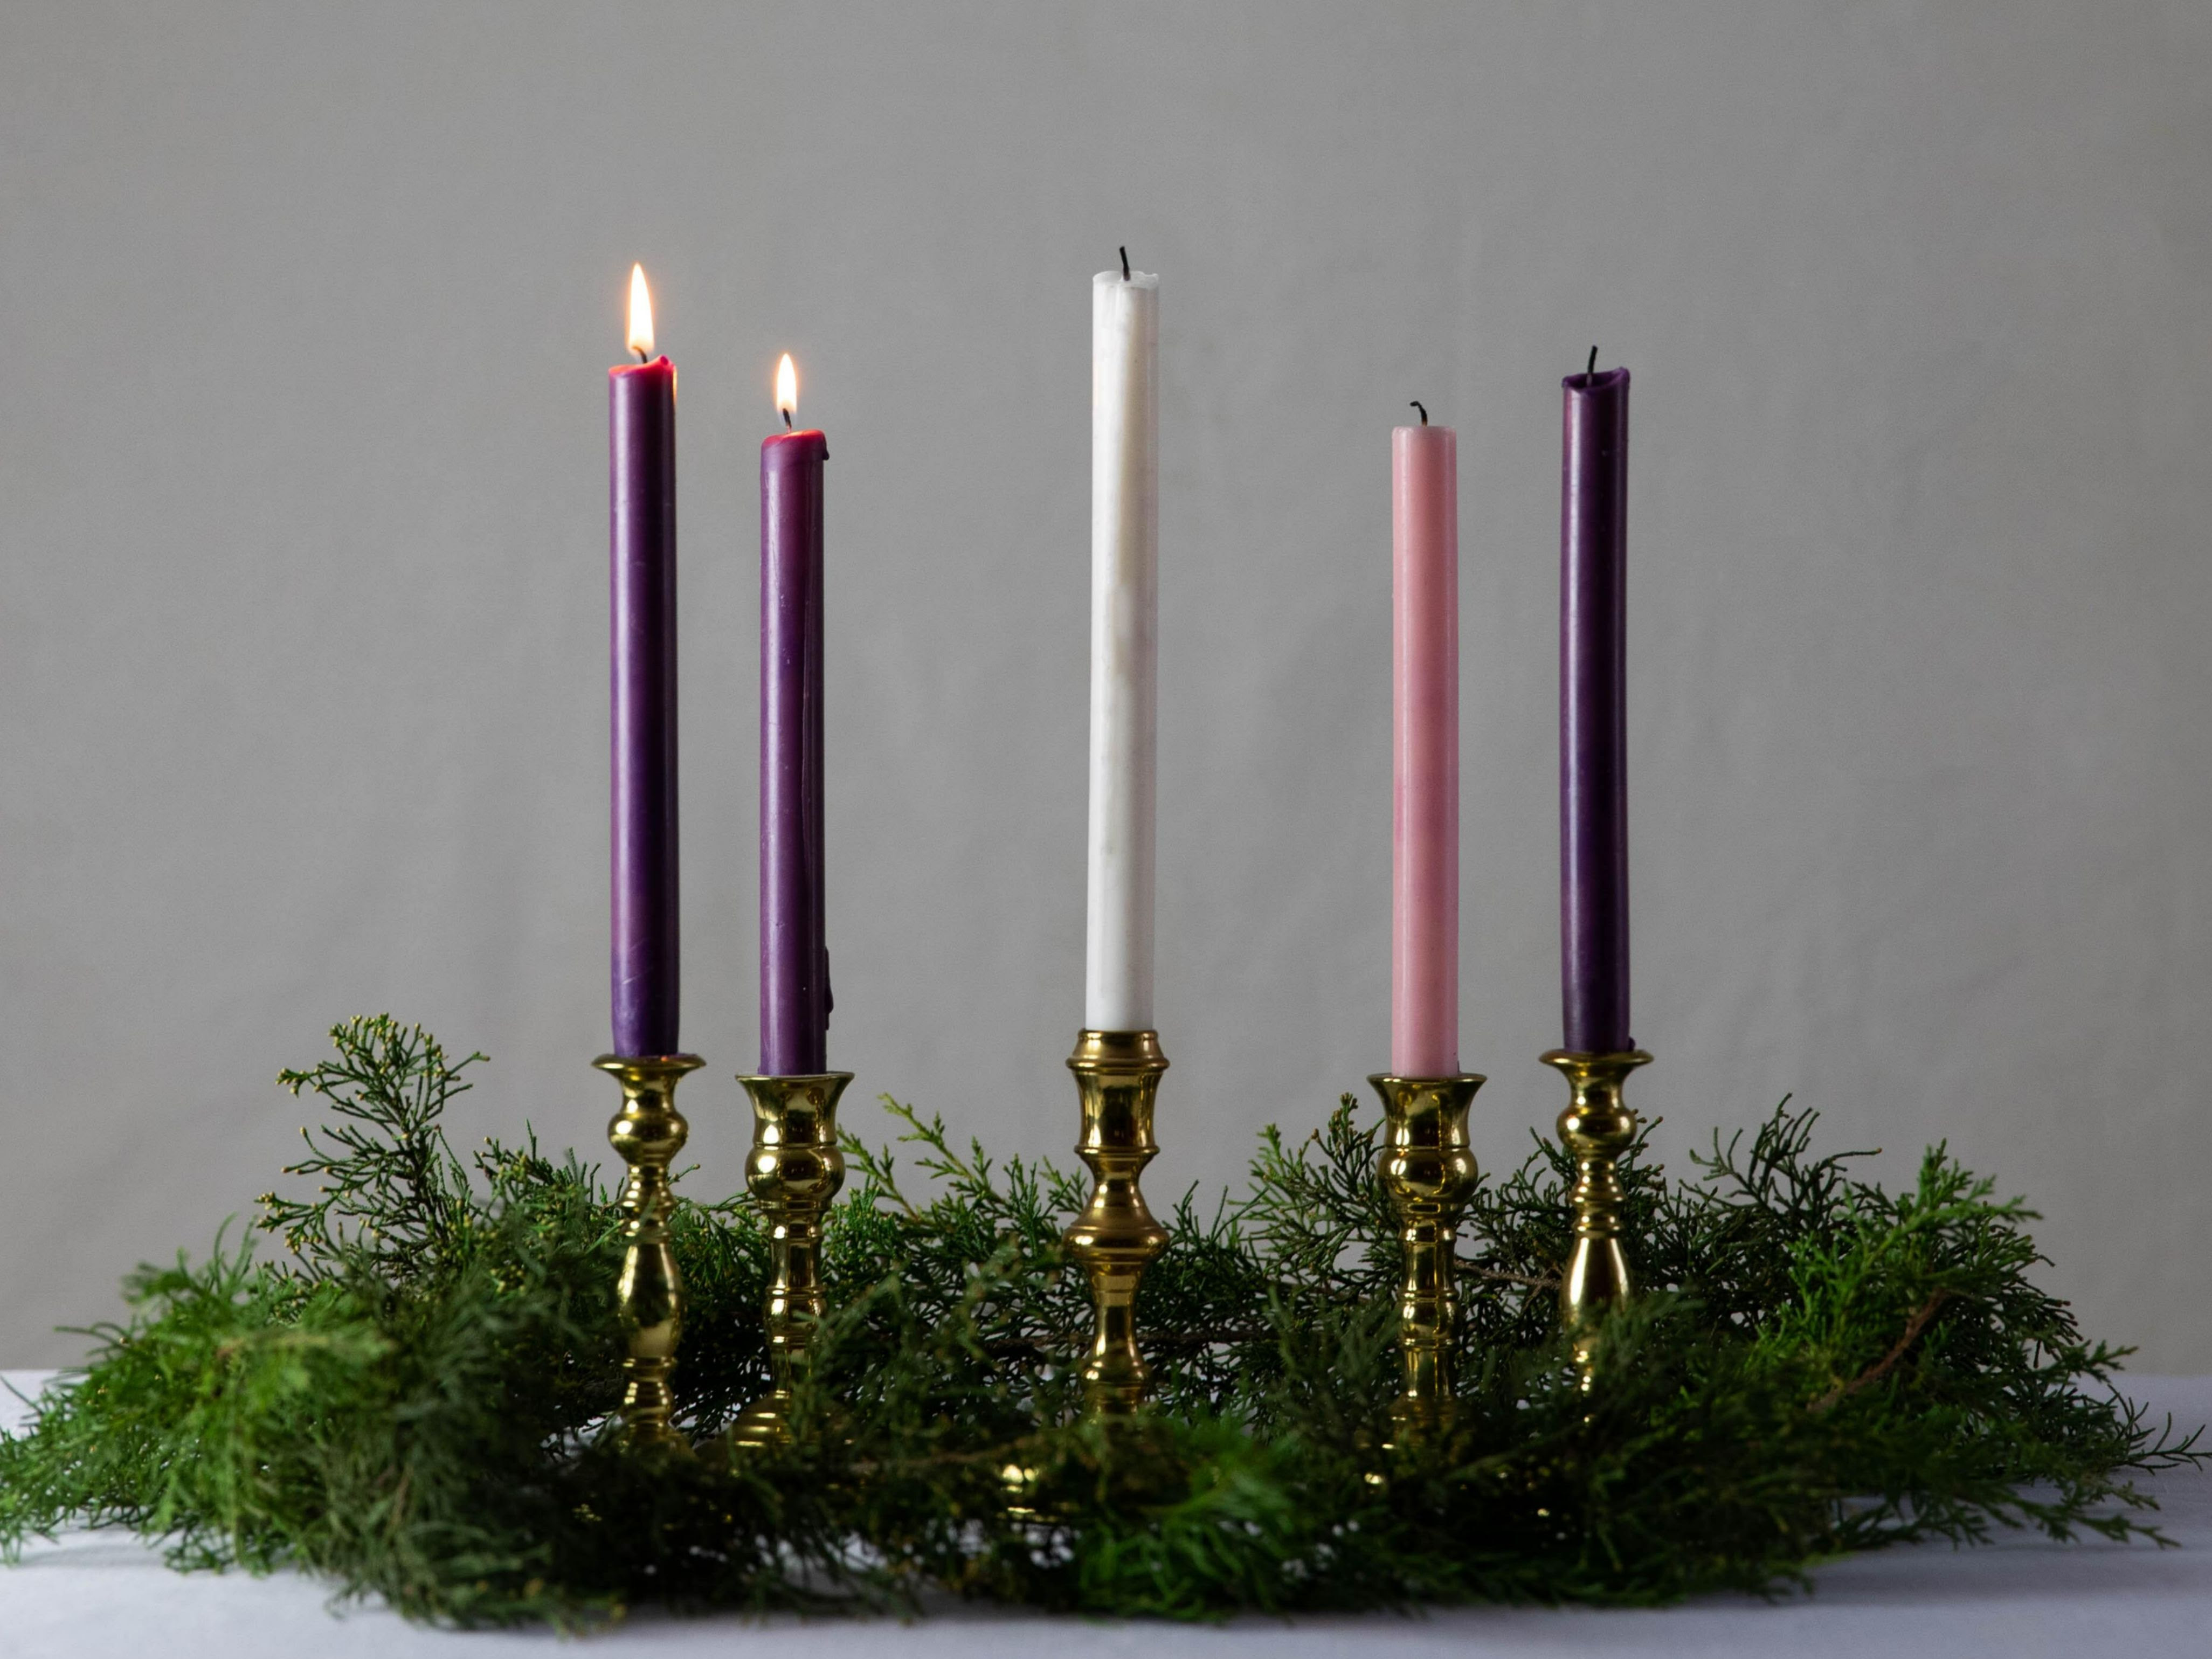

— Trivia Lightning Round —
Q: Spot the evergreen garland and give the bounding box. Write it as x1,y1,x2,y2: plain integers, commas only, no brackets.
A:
0,1014,2195,1626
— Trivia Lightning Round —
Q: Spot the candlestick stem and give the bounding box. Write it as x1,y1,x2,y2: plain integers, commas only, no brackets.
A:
1368,1073,1483,1445
593,1052,704,1447
729,1072,852,1449
1063,1029,1169,1416
1541,1048,1653,1387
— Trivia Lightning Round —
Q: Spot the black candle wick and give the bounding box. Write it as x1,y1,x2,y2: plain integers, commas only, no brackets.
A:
1409,400,1428,425
634,348,648,365
1119,245,1130,281
1586,345,1599,379
782,407,793,431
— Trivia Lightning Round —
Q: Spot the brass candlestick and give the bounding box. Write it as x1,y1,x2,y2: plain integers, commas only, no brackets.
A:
594,1052,706,1447
1541,1047,1653,1386
1063,1029,1170,1417
1368,1073,1484,1445
728,1071,853,1449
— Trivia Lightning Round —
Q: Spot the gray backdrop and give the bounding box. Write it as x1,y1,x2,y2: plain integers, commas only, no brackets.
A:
3,1,2207,1368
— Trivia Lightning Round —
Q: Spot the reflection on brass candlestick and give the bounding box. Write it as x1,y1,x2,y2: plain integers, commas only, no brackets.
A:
728,1072,852,1449
1063,1030,1169,1417
594,1052,705,1447
1368,1073,1484,1445
1541,1048,1653,1387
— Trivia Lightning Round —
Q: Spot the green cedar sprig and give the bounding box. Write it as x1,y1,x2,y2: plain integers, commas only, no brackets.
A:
0,1013,2195,1625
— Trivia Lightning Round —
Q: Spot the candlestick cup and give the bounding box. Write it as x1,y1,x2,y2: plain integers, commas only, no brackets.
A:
728,1071,852,1449
594,1052,705,1447
1541,1048,1653,1387
1368,1073,1484,1444
1063,1029,1170,1417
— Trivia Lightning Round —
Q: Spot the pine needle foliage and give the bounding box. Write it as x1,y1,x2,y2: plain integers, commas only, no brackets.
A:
0,1014,2196,1625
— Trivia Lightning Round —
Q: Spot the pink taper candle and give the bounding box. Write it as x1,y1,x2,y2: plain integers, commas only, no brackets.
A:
1392,417,1459,1076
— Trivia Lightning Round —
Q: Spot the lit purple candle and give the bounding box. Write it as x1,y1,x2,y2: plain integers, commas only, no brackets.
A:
1560,358,1630,1055
609,265,680,1058
760,354,829,1075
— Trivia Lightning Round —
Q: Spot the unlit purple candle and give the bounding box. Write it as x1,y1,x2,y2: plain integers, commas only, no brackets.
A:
1559,365,1632,1055
1391,417,1459,1077
609,266,681,1059
759,355,830,1075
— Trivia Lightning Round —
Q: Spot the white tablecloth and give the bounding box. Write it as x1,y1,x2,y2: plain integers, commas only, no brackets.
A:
3,1370,2205,1658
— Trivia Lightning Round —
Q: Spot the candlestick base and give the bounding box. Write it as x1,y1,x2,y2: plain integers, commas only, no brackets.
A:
593,1052,706,1448
728,1072,853,1450
1367,1073,1484,1447
1541,1048,1653,1388
1063,1029,1170,1418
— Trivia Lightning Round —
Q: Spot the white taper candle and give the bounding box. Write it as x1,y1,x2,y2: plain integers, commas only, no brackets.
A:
1085,265,1159,1032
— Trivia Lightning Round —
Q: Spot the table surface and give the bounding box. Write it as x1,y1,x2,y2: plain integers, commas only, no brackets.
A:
2,1370,2205,1659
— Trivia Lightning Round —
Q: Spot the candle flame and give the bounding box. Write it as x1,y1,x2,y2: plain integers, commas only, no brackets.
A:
626,264,655,360
776,354,798,421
